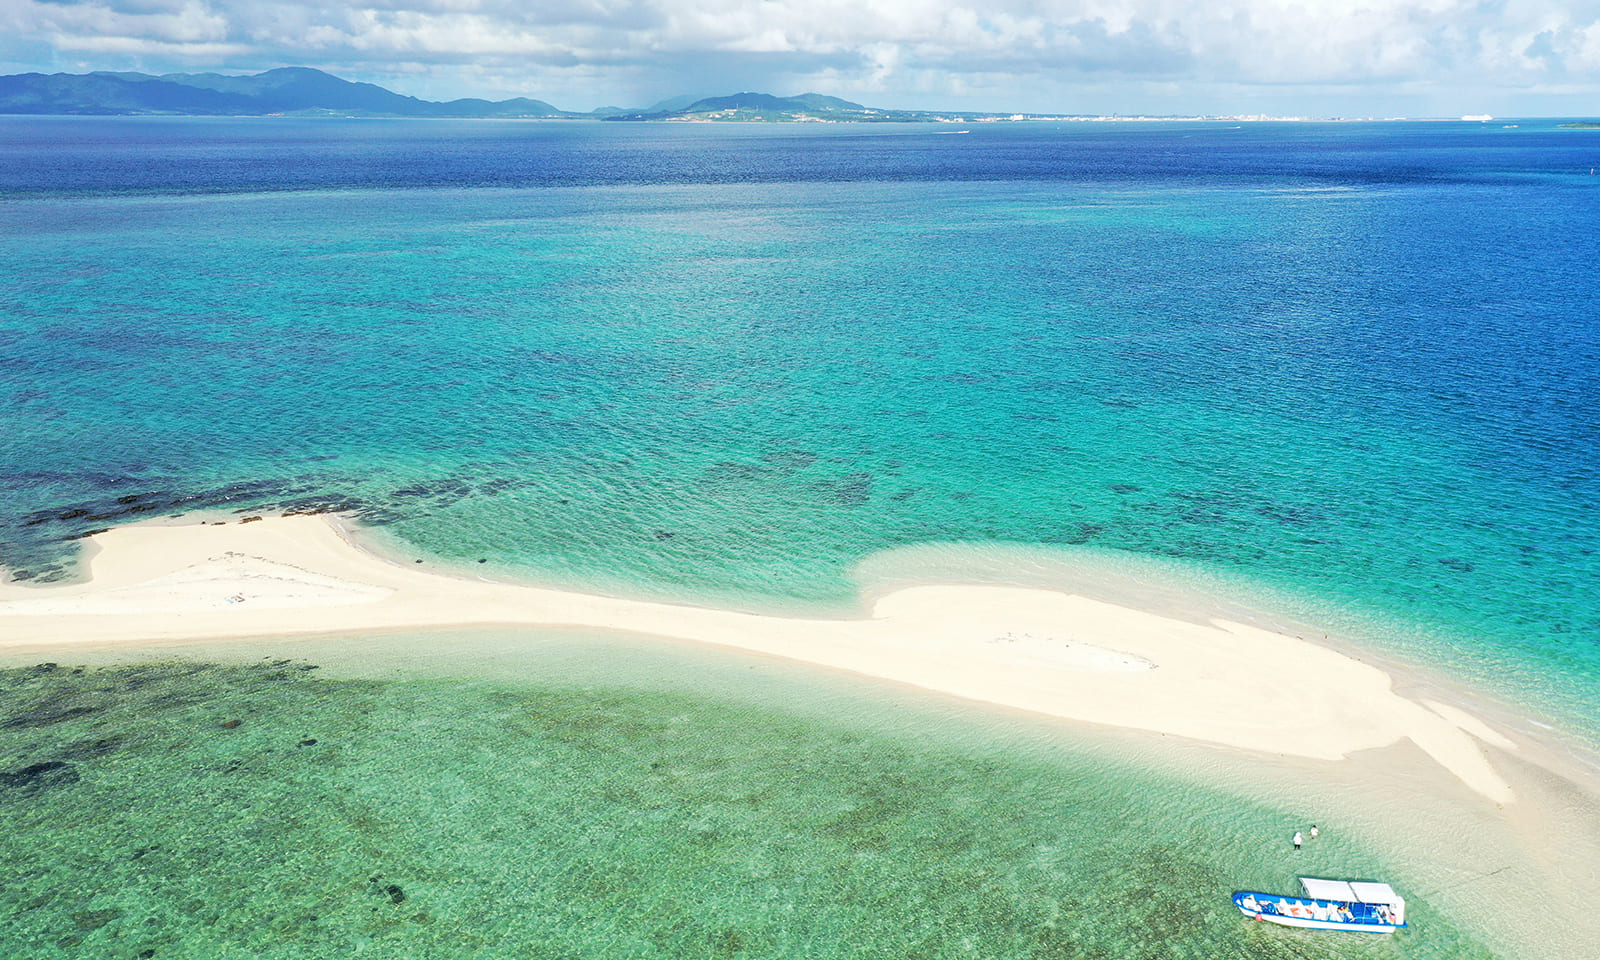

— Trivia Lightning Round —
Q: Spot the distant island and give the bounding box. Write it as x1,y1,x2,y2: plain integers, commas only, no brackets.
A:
0,68,1035,122
0,67,1461,123
596,92,1012,123
0,68,577,118
1558,121,1600,129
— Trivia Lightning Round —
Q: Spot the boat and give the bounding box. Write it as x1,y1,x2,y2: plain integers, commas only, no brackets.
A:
1232,878,1407,933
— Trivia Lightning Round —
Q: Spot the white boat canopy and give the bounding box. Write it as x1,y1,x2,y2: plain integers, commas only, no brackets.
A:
1300,878,1357,902
1349,882,1404,906
1299,878,1404,906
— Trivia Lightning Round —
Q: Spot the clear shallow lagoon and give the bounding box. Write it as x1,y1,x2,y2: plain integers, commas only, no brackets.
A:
1,118,1598,956
0,635,1505,959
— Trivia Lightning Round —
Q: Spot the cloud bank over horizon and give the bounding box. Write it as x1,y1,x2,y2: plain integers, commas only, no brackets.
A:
2,0,1598,116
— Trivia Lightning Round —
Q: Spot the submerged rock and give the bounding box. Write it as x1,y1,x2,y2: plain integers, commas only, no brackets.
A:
62,736,121,760
70,907,121,931
1,760,79,794
817,473,873,507
3,702,102,729
368,876,408,904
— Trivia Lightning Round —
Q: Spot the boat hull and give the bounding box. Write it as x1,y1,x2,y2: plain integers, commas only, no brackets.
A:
1232,892,1400,934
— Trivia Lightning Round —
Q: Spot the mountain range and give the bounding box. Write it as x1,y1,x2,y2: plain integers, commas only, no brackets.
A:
0,68,985,122
0,68,573,118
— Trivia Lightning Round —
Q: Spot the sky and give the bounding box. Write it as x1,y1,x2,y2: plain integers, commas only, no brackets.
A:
2,0,1598,117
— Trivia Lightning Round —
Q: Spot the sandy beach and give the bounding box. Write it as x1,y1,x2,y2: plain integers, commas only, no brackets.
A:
4,513,1600,957
0,513,1529,803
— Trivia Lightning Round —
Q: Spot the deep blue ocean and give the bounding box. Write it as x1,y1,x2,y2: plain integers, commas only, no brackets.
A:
0,116,1597,958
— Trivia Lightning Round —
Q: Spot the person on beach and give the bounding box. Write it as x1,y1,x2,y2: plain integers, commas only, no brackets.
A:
1310,825,1319,840
1293,831,1303,850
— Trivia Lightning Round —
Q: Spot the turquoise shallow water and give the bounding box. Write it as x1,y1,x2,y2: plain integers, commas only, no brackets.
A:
0,636,1504,959
1,119,1598,956
3,122,1597,729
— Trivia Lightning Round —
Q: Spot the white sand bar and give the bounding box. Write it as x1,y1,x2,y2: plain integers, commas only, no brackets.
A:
0,515,1517,803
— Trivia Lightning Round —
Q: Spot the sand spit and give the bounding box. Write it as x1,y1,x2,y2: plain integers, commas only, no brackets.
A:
0,515,1518,804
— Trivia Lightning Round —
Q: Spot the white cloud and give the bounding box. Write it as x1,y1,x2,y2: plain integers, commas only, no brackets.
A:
29,0,230,45
3,0,1599,113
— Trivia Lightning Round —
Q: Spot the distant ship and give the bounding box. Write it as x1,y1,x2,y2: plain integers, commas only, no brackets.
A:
1232,878,1407,933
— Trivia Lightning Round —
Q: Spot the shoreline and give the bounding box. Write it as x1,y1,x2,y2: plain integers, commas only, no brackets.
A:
4,512,1600,956
858,538,1600,776
0,512,1541,804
